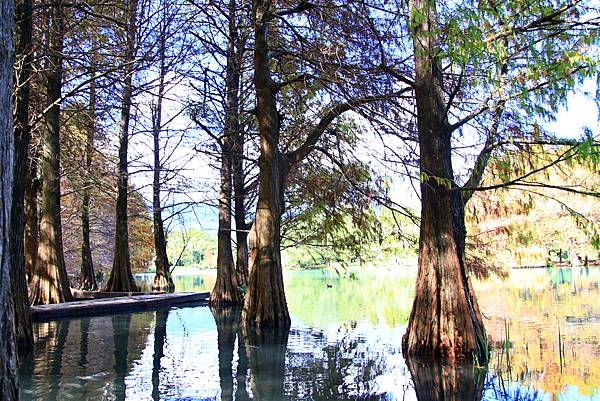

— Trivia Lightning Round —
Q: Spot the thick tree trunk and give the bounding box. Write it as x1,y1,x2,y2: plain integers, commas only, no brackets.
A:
242,0,290,328
211,307,241,401
151,17,174,293
29,0,74,305
212,0,244,307
211,139,241,307
0,0,20,395
151,309,169,401
11,0,34,347
230,0,248,288
235,228,248,287
402,0,486,361
406,357,486,401
232,133,248,287
105,0,139,293
24,152,39,282
79,49,98,291
151,149,173,292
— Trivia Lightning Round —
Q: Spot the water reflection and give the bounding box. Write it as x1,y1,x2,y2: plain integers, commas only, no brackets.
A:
113,315,131,400
211,307,247,401
407,357,486,401
20,314,152,400
152,309,168,401
210,307,398,400
244,325,289,401
18,268,600,400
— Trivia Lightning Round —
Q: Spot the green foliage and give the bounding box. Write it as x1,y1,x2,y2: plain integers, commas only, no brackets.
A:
283,206,418,269
164,227,217,271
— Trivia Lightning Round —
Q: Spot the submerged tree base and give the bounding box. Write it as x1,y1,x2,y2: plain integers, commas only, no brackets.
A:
402,234,488,361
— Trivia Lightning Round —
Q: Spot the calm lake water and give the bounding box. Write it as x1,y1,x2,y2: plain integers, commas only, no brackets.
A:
19,267,600,400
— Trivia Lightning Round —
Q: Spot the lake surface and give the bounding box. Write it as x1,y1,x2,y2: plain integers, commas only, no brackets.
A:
19,267,600,400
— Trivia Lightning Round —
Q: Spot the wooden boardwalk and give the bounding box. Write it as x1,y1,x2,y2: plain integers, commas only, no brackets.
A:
31,292,210,321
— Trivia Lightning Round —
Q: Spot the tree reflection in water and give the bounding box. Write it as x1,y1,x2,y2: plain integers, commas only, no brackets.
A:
112,314,131,401
212,309,394,400
211,306,243,401
407,357,486,401
407,357,545,401
152,309,169,401
244,324,290,401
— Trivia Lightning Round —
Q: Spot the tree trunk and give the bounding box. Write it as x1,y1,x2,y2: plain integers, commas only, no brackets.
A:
24,150,39,283
79,47,98,291
229,0,248,288
211,138,241,307
0,0,20,394
151,12,174,293
151,309,169,401
242,0,290,328
232,127,248,287
11,0,34,347
105,0,139,293
406,357,486,401
211,0,244,306
29,0,74,305
402,0,486,361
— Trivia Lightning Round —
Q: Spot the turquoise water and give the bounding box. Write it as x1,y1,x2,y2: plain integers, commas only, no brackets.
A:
19,268,600,400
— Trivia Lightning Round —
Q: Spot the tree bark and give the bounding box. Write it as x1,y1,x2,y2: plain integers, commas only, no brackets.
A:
233,153,248,288
105,0,139,293
79,46,98,291
11,0,34,347
402,0,486,361
229,0,248,288
242,0,291,328
151,10,174,293
29,0,74,305
212,0,245,306
232,113,248,287
24,150,39,283
0,0,20,395
211,137,241,307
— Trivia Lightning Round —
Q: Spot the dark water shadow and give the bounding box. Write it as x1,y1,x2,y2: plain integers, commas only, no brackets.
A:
243,324,290,401
406,357,486,401
211,306,243,401
211,307,292,401
112,314,131,401
152,309,170,401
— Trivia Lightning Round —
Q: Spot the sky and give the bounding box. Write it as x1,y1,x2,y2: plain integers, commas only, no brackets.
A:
546,78,600,138
129,72,599,234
